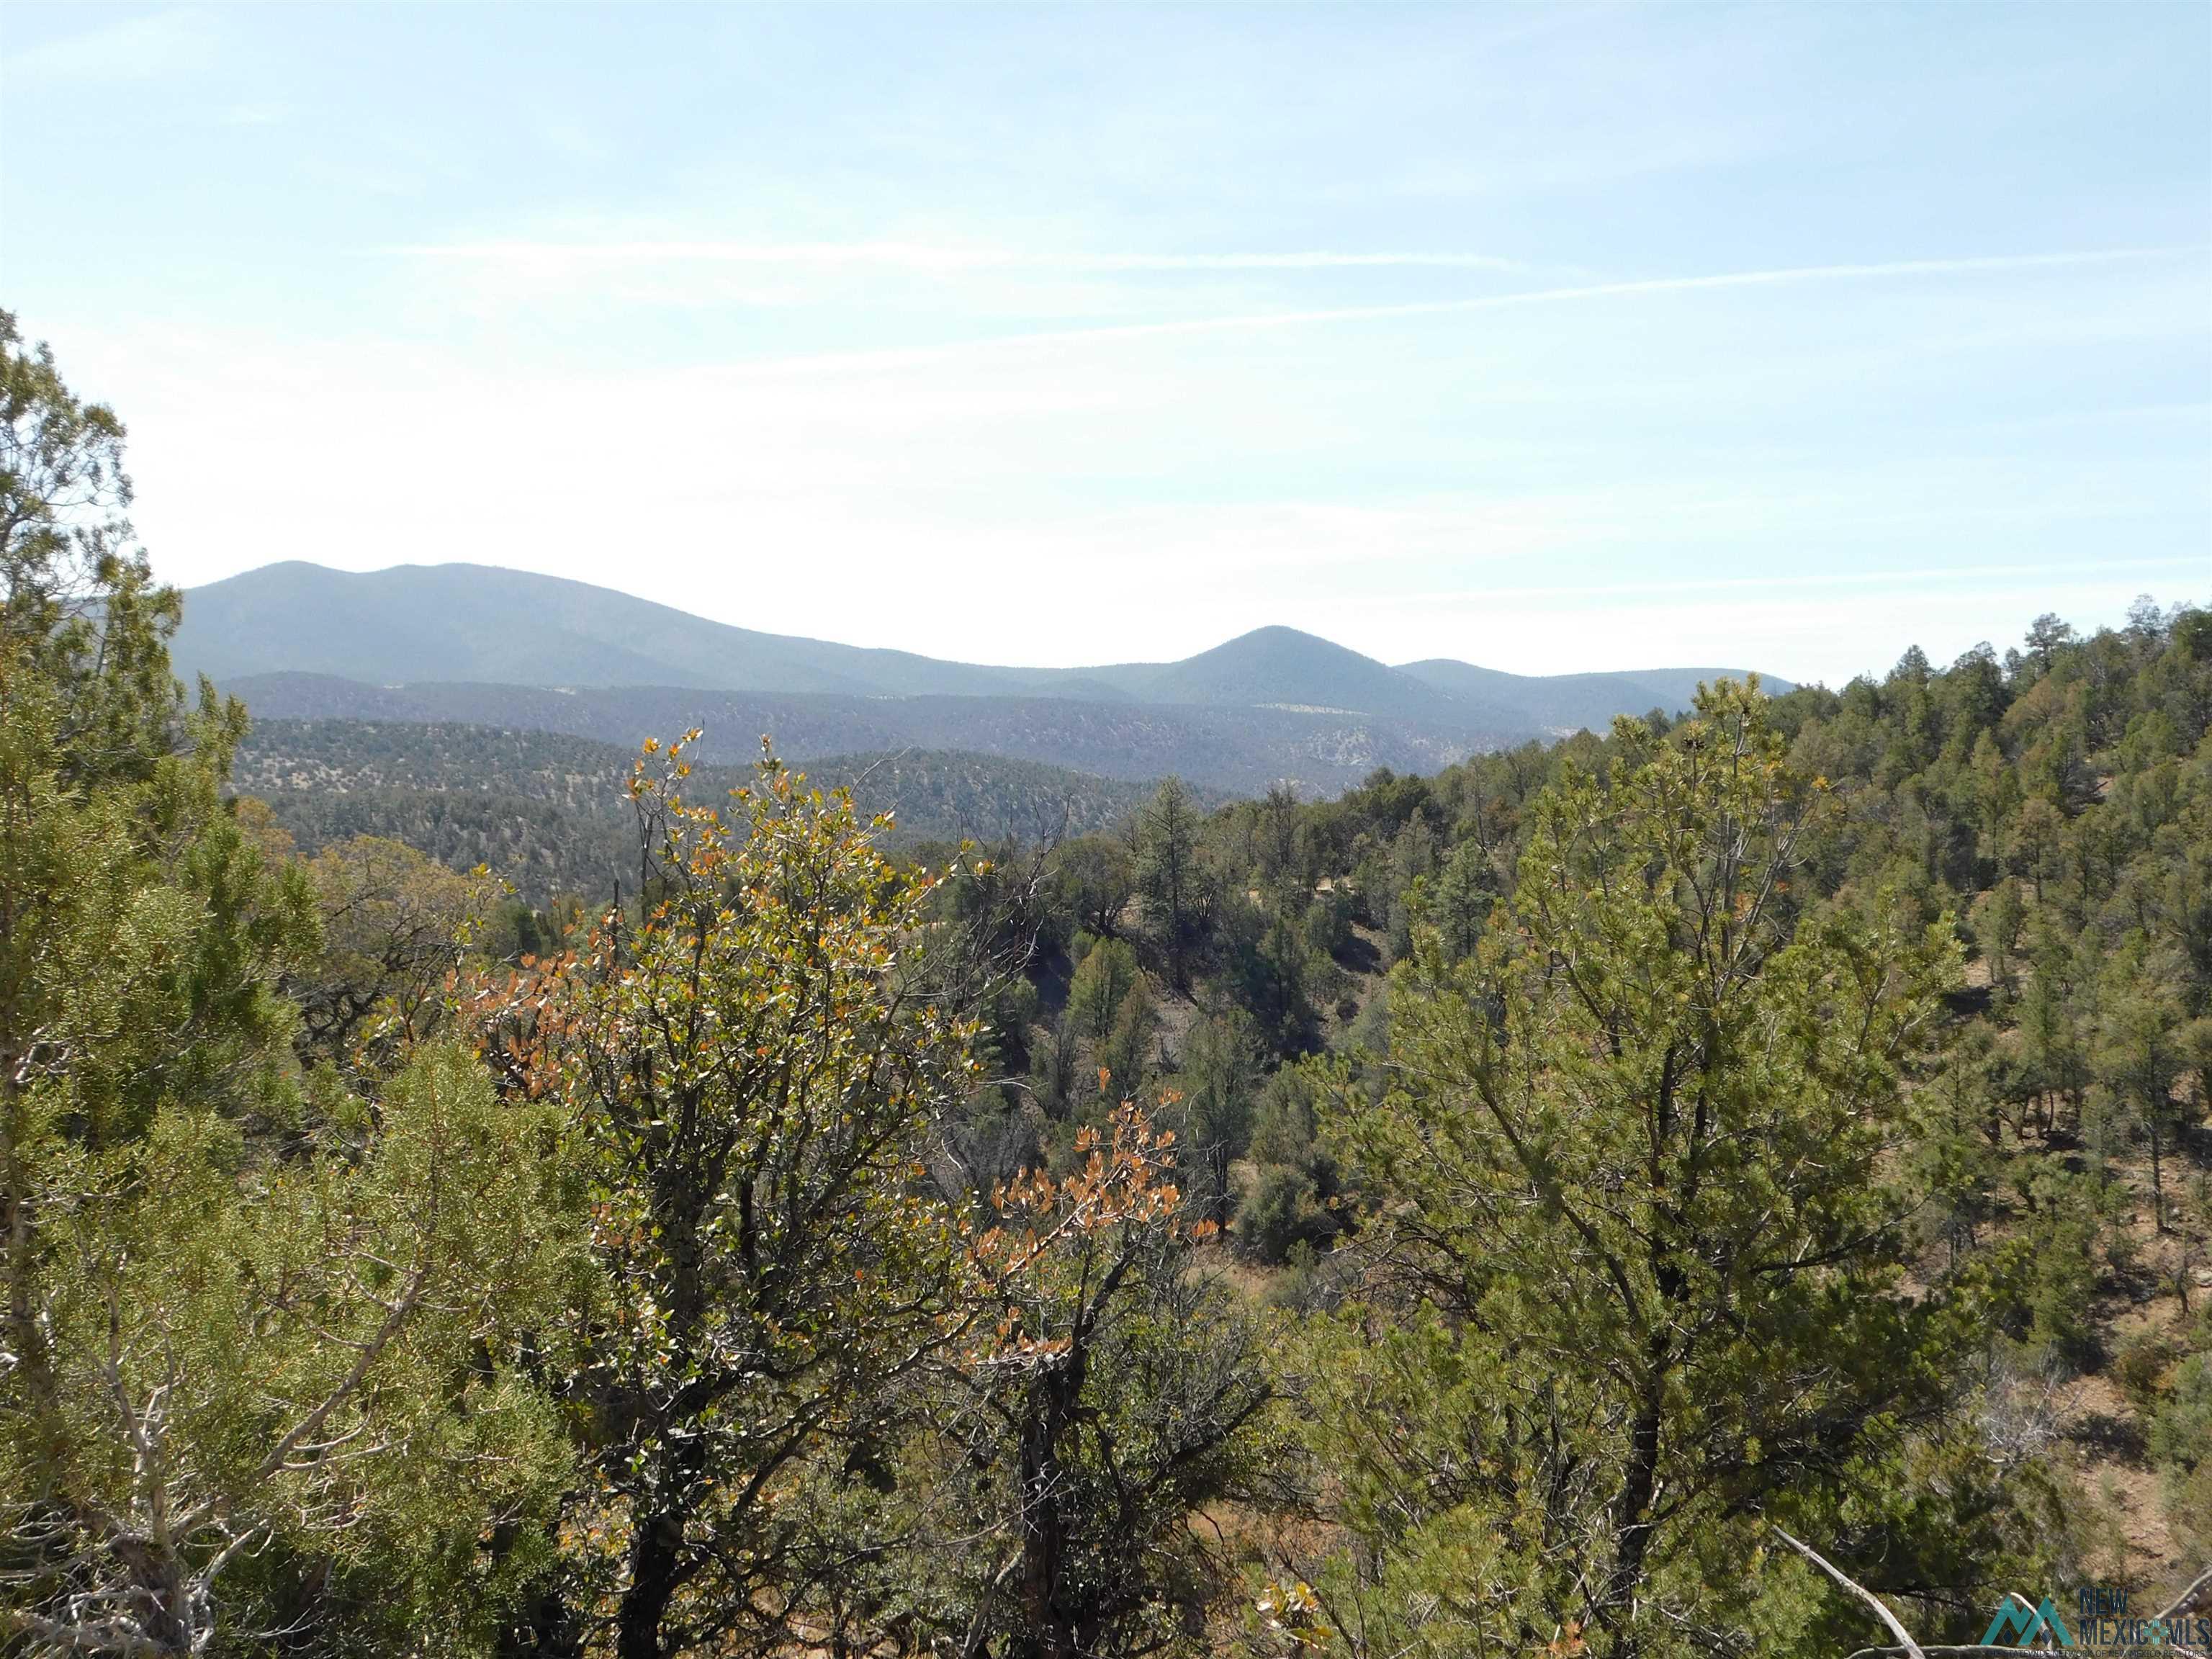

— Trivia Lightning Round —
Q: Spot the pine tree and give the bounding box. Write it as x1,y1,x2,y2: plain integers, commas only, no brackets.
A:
1136,779,1203,990
1299,683,1959,1657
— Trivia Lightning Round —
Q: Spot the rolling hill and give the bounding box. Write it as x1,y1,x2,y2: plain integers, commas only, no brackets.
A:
1085,626,1460,720
219,675,1492,796
173,560,1046,698
176,562,1785,796
236,719,1202,900
1394,658,1769,734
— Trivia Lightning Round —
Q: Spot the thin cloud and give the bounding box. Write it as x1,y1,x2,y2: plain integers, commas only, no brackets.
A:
400,239,1529,274
1,8,215,84
1396,554,2211,608
994,247,2200,345
642,245,2201,382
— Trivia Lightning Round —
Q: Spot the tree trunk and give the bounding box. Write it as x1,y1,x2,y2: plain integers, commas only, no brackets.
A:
617,1505,685,1659
2150,1112,2165,1233
1596,1377,1665,1659
617,1170,710,1659
1015,1357,1086,1659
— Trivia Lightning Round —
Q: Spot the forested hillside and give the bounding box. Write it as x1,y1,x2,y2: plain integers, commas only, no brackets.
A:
893,595,2212,1654
223,671,1503,794
234,718,1197,899
7,314,2211,1659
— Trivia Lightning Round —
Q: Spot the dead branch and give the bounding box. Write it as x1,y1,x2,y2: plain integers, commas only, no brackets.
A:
1772,1527,1925,1659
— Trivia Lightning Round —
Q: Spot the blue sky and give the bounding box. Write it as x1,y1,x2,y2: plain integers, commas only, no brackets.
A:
2,3,2206,684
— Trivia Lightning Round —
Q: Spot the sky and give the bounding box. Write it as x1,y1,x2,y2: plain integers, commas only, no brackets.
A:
1,4,2207,687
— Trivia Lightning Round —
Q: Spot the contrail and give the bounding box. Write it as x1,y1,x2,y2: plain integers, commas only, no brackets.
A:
1001,247,2195,341
668,245,2198,379
404,239,1527,273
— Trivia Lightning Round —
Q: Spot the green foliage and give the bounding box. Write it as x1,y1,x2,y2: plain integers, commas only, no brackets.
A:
2113,1329,2180,1421
934,1110,1279,1658
1169,1010,1261,1223
1235,1062,1344,1264
490,737,984,1658
1,310,181,787
1412,835,1497,963
17,314,2212,1654
1,317,572,1656
1067,934,1141,1050
1136,778,1206,989
1296,683,1966,1655
2152,1354,2212,1557
238,719,1184,903
284,827,503,1074
2024,1174,2103,1373
1050,833,1136,938
1098,972,1158,1104
1222,897,1325,1056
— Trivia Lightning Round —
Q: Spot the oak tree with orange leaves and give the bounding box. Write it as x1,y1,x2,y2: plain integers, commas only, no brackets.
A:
480,737,989,1659
934,1102,1277,1659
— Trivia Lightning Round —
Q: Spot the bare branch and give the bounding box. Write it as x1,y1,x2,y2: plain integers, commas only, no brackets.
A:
1771,1527,1924,1659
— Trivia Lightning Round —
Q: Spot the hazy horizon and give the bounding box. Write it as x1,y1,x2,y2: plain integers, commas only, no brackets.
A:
4,4,2206,684
186,553,2140,693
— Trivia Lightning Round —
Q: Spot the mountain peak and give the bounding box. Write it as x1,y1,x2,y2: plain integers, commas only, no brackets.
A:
171,561,1781,773
1216,624,1335,647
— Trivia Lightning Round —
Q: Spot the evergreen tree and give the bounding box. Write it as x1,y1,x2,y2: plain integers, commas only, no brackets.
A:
1296,683,1962,1657
1136,779,1203,990
1,318,574,1657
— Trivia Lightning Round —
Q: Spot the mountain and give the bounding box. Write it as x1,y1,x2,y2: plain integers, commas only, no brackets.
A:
176,562,1785,793
1079,626,1459,719
171,560,1044,698
1393,660,1766,734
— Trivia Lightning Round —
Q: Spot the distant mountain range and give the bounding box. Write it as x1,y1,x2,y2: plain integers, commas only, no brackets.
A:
178,562,1784,795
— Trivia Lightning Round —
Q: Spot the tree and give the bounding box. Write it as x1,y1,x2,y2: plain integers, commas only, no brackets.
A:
287,830,503,1074
1136,779,1205,990
2092,949,2199,1231
2,1048,579,1657
1413,837,1497,963
1028,1012,1081,1119
1225,902,1323,1056
2003,791,2067,899
2152,1354,2212,1561
950,1106,1274,1658
1,320,570,1655
1234,1061,1344,1264
1253,783,1303,888
0,311,179,786
1066,935,1141,1051
1051,835,1136,940
1967,875,2025,998
1172,1010,1261,1223
484,737,984,1659
2015,936,2090,1138
1097,973,1157,1104
1298,683,1959,1657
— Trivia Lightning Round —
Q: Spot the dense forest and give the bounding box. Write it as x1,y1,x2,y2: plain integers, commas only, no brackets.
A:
217,669,1496,797
6,311,2212,1659
234,719,1202,902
